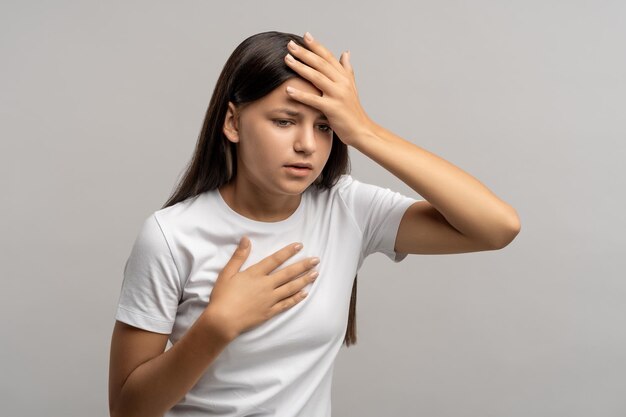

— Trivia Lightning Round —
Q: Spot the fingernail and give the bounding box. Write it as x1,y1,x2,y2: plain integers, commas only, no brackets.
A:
294,243,303,251
311,257,320,265
240,236,249,249
285,53,295,63
304,32,314,42
288,40,298,50
286,86,296,94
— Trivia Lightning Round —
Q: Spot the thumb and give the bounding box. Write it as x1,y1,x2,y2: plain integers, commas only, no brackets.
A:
219,236,251,279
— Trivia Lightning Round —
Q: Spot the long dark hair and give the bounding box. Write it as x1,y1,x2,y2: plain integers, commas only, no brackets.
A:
162,31,359,347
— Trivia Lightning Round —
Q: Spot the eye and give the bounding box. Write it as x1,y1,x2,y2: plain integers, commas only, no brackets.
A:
318,124,332,133
273,119,293,127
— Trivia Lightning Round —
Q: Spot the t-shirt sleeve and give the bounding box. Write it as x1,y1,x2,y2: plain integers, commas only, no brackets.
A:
114,213,182,334
338,175,420,263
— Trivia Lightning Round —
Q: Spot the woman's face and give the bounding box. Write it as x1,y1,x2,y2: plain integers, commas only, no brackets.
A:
223,77,334,196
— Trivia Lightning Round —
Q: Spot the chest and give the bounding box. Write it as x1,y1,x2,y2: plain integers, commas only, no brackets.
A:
169,212,363,352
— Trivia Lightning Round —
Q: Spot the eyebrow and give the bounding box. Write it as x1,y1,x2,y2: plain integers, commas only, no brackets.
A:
269,107,328,122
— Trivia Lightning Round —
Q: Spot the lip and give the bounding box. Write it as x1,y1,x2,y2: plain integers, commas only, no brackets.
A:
284,165,313,177
285,162,313,169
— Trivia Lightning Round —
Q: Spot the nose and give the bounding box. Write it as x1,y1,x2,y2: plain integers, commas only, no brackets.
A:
293,125,317,154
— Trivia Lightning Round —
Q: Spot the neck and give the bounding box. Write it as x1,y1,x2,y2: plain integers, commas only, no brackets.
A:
218,174,302,222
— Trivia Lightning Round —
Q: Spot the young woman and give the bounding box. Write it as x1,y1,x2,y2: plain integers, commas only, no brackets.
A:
109,31,520,417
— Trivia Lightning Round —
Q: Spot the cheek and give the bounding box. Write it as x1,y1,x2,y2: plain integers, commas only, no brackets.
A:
321,135,333,156
315,138,333,171
238,129,284,170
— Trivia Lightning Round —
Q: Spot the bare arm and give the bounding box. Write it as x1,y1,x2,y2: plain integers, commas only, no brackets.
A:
352,123,520,252
109,237,319,417
282,34,521,253
109,310,234,417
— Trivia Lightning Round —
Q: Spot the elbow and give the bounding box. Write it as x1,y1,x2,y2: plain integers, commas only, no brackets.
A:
109,398,123,417
487,210,522,250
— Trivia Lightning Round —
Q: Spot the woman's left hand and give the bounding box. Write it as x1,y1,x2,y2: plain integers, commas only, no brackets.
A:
284,32,374,147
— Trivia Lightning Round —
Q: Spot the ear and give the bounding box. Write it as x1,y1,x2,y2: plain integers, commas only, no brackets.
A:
223,101,241,143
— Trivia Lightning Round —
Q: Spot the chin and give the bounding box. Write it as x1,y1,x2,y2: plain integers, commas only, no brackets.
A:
279,179,313,194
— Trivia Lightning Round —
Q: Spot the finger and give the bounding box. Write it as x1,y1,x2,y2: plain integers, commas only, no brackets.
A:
270,288,309,315
219,236,251,279
247,242,303,275
273,269,318,302
301,32,345,74
339,51,356,89
340,50,353,75
269,256,320,288
287,40,341,82
285,52,333,93
285,86,326,112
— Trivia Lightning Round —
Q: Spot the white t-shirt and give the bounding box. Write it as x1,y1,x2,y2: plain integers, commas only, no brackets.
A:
115,174,419,417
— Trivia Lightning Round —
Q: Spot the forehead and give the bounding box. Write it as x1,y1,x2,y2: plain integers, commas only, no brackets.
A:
248,78,324,117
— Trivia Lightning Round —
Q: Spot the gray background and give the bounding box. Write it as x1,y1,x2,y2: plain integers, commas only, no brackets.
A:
1,0,625,416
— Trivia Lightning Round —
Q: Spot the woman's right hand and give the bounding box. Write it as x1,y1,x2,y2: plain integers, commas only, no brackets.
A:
203,236,319,340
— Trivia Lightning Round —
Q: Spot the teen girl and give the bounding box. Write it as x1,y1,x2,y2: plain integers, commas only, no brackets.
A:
109,30,520,417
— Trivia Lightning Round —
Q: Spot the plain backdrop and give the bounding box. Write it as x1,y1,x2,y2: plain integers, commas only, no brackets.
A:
1,1,625,416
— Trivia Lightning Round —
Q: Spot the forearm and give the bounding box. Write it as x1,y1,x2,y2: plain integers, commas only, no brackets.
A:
351,120,520,246
111,309,236,417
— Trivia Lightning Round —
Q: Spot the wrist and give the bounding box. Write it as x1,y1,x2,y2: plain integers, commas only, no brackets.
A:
199,306,239,343
348,119,381,151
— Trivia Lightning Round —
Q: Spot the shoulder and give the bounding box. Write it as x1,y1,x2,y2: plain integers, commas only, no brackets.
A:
152,191,211,235
128,211,179,270
128,192,211,263
304,174,356,207
335,173,355,189
306,174,395,210
315,174,355,196
329,174,383,204
154,192,205,223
